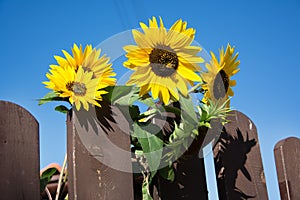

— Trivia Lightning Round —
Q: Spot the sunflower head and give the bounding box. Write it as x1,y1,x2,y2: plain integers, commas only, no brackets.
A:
201,44,240,107
54,43,92,71
43,44,116,111
123,16,203,105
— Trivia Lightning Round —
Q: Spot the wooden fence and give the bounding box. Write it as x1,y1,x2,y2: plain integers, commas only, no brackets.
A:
0,100,299,200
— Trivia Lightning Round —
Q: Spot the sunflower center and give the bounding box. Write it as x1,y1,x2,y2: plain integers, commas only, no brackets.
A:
149,48,179,77
73,82,87,96
66,81,74,92
66,81,87,96
213,70,230,99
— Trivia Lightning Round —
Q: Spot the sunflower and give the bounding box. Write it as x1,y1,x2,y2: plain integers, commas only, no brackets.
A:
123,17,203,105
82,48,116,87
43,65,108,111
43,44,116,111
201,44,240,107
54,43,116,85
54,43,92,71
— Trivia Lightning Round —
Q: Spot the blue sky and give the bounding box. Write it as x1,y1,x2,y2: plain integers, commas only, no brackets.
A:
1,0,299,199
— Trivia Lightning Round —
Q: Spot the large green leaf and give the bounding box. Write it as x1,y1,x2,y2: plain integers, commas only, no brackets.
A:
133,123,163,174
179,93,198,126
104,86,140,106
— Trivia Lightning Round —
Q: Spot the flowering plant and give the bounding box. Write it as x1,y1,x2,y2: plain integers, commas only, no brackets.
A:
39,16,240,200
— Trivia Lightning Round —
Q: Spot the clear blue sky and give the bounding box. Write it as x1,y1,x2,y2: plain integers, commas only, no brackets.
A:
1,0,299,199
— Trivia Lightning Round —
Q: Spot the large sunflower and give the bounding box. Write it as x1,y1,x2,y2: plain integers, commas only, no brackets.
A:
43,65,107,111
123,17,203,105
201,44,240,107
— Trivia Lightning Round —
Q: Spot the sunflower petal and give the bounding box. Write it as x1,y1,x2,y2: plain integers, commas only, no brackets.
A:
177,66,202,82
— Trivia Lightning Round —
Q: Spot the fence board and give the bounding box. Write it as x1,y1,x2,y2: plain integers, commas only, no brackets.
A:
0,101,40,200
213,110,268,199
67,103,134,200
274,137,300,200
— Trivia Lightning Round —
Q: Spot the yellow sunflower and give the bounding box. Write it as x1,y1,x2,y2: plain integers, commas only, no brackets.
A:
54,43,116,85
82,47,116,87
54,43,92,71
201,44,240,107
43,65,107,111
123,16,203,105
43,44,116,111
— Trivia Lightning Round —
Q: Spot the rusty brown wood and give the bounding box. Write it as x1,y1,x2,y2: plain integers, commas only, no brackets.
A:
67,103,134,200
0,101,40,200
274,137,300,200
213,110,268,200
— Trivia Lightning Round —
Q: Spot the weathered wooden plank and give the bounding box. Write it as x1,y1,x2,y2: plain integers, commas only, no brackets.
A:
0,101,40,200
67,103,134,200
274,137,300,200
213,110,268,199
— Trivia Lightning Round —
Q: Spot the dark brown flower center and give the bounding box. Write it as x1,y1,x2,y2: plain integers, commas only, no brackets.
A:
66,81,87,96
213,69,230,99
66,81,74,91
149,48,179,77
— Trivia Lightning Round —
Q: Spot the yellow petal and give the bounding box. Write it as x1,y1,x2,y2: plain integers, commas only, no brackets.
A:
229,80,237,86
160,86,170,105
176,66,202,82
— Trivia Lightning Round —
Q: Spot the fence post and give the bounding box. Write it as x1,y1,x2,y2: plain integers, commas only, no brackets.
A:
0,101,40,200
67,102,134,200
274,137,300,200
213,110,268,199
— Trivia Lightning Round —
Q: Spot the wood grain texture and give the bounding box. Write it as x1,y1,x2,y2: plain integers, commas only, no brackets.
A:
274,137,300,200
213,110,268,200
67,103,134,200
0,101,40,200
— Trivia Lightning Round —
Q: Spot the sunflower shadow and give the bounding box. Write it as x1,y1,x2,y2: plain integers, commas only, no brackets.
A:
214,128,257,200
75,100,116,135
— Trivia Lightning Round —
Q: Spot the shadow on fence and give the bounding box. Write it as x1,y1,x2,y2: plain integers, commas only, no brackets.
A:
1,100,299,200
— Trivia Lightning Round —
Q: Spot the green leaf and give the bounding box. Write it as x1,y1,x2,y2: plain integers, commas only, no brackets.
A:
133,123,163,174
104,86,139,106
159,165,175,182
38,91,63,105
55,105,69,114
179,93,198,126
40,167,58,193
138,94,155,107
